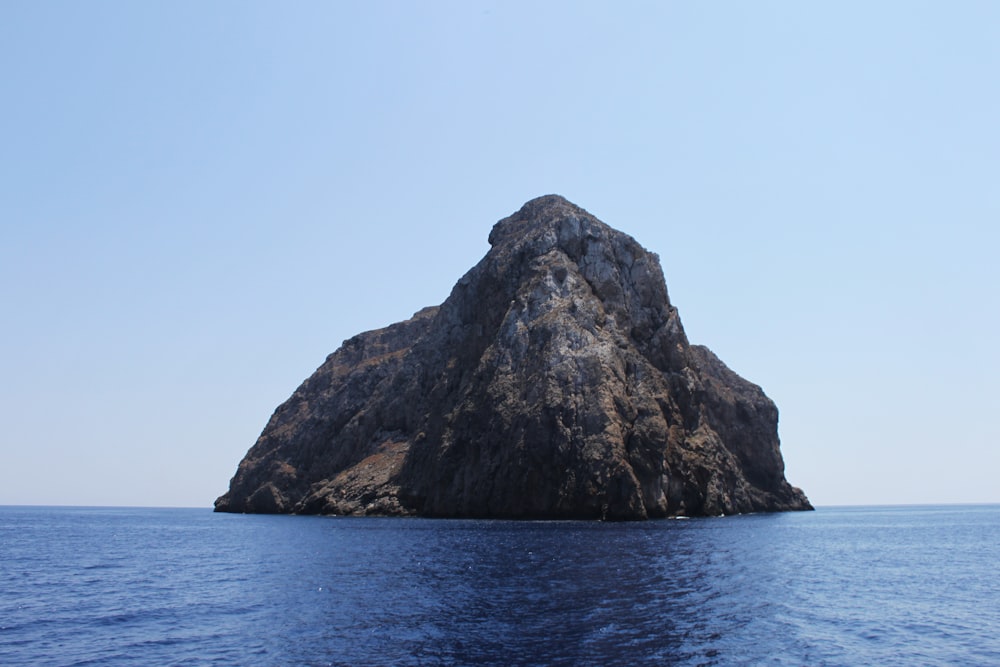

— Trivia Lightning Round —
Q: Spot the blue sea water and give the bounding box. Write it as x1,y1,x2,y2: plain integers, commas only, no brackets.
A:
1,505,997,666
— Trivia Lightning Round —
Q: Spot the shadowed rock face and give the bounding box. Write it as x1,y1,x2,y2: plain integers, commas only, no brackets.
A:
215,196,811,519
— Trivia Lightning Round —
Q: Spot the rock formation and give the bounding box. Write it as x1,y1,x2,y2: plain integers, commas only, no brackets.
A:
215,195,811,519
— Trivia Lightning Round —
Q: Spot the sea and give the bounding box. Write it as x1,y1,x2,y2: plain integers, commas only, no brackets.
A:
1,505,997,666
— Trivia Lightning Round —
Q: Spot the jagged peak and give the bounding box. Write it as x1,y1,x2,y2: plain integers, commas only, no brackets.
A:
512,194,589,221
488,194,601,248
485,195,652,284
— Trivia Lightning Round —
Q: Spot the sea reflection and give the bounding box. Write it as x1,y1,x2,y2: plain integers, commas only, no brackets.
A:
252,515,800,666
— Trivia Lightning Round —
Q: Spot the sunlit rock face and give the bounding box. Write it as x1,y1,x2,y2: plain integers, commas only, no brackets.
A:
215,196,811,519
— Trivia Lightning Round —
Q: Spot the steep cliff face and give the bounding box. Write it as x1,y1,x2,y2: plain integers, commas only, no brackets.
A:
215,196,811,518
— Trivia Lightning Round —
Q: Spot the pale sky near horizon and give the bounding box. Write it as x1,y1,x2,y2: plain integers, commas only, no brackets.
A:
2,2,997,508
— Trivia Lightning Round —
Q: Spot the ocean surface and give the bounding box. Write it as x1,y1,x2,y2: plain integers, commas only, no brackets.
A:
1,505,997,666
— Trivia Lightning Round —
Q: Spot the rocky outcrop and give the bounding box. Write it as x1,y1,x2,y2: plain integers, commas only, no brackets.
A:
215,196,811,519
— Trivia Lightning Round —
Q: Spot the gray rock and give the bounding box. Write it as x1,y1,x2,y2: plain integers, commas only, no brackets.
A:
215,196,811,518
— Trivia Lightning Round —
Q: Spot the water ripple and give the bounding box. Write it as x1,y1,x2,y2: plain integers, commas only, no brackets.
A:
0,506,997,665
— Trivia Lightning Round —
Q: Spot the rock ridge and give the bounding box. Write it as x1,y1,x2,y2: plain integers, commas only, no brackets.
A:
215,195,811,519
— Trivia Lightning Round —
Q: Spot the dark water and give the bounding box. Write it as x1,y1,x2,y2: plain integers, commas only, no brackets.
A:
1,505,997,666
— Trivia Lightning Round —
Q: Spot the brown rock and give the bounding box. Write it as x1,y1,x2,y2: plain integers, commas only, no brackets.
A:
215,196,811,518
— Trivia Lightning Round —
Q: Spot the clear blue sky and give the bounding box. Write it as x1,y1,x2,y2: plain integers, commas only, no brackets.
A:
2,2,997,508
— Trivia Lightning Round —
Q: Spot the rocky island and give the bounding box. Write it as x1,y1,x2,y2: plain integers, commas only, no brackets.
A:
215,196,811,519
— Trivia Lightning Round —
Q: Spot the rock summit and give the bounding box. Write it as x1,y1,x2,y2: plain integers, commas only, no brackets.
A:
215,195,811,519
